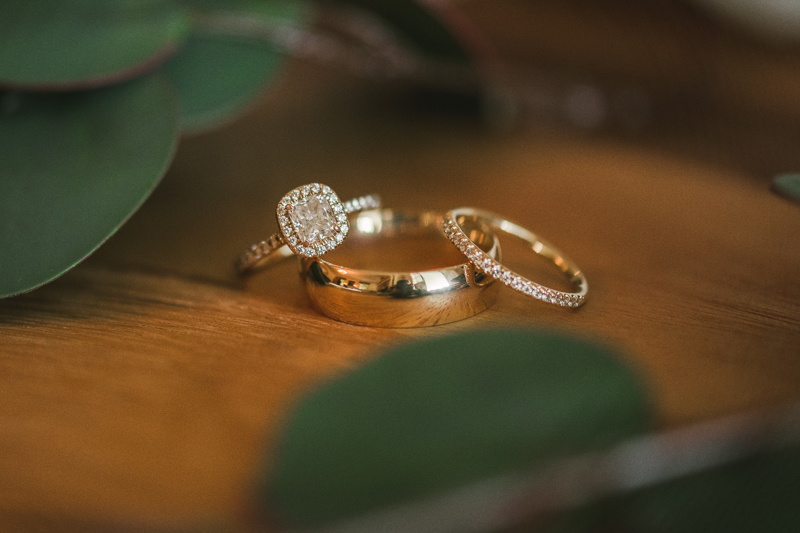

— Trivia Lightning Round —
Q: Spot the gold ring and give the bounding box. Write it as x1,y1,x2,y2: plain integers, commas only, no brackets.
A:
237,183,380,273
443,207,588,307
299,209,501,327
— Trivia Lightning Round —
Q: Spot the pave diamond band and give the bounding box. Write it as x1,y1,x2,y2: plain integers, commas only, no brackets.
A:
443,207,588,307
237,184,380,273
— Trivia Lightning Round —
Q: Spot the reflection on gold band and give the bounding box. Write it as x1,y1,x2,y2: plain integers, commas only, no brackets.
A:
299,209,501,328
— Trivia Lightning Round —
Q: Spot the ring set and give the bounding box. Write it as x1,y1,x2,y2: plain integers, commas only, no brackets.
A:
238,184,588,327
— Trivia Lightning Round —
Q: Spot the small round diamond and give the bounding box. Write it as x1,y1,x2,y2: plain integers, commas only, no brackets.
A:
522,284,533,296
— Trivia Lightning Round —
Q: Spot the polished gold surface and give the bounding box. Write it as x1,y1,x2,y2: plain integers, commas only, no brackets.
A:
237,187,380,274
300,209,501,327
444,207,588,308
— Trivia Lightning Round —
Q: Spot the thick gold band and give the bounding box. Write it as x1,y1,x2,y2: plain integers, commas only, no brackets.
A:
299,209,501,327
443,207,588,307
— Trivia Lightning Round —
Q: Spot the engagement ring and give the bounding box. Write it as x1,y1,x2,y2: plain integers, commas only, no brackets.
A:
237,183,380,273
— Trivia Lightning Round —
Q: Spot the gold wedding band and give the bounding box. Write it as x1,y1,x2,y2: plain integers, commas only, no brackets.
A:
443,207,588,307
299,209,501,327
237,183,380,273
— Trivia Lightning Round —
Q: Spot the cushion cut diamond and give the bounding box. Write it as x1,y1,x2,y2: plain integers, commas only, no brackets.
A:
289,195,337,244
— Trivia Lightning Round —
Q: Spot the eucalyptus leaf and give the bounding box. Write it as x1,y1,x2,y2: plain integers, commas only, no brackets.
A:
166,0,306,132
0,0,189,89
331,0,475,62
772,173,800,204
620,447,800,532
264,330,650,529
0,75,181,298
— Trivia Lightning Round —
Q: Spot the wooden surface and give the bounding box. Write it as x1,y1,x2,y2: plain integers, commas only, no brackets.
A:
3,1,800,530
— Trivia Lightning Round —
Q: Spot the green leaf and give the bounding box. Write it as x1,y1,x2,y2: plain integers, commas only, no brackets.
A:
0,75,181,298
331,0,477,62
166,1,306,132
772,173,800,204
264,330,650,528
0,0,190,89
621,447,800,532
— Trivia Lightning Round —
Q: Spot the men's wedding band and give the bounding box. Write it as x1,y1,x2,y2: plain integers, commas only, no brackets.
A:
300,209,502,327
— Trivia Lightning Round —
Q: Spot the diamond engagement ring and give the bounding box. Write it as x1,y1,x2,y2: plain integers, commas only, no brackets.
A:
443,207,588,307
237,183,380,273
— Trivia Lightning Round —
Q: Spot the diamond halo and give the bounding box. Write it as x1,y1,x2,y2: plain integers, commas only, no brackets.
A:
277,183,349,257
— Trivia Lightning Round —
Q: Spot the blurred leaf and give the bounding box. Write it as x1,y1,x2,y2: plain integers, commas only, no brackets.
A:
182,0,302,19
264,330,650,529
620,447,800,532
330,0,475,62
166,0,306,132
686,0,800,43
772,173,800,204
0,0,189,89
0,75,180,298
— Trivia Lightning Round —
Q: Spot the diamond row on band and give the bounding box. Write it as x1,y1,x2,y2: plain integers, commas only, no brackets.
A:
343,194,380,214
442,218,585,308
238,232,286,271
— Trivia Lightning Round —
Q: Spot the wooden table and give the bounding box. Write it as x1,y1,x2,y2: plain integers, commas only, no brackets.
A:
2,1,800,530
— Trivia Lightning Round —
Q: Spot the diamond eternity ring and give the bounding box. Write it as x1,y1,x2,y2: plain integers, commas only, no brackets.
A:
443,207,588,308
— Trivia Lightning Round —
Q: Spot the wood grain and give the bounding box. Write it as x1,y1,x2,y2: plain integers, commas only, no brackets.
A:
2,1,800,530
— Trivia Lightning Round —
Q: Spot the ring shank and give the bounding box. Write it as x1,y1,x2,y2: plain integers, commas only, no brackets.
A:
237,232,290,272
495,218,587,295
